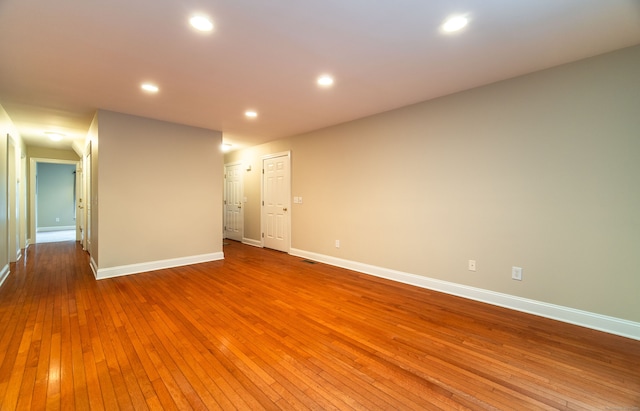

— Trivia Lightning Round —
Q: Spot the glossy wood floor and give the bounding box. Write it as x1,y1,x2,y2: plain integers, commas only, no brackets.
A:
1,241,639,410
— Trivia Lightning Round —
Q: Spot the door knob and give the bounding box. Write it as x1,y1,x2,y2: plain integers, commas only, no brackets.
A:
283,207,288,212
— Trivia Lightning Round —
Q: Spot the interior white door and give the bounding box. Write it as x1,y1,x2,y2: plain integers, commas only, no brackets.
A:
224,163,243,242
262,154,290,252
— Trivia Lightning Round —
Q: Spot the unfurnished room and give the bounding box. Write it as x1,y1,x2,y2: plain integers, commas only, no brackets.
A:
0,1,639,409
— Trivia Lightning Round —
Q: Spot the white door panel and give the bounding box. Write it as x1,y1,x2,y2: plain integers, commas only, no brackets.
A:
224,163,243,241
262,154,290,252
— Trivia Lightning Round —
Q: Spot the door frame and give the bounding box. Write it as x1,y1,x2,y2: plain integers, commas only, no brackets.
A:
261,151,291,252
29,157,80,245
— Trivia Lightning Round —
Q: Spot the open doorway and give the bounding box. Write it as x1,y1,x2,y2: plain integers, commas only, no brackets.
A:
29,159,80,244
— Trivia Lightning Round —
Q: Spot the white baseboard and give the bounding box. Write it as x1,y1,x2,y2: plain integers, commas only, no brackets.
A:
95,252,224,280
0,264,9,288
242,238,262,248
290,248,640,341
37,226,75,232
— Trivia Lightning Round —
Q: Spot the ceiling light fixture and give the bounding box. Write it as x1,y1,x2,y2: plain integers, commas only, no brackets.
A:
442,15,469,33
45,131,65,141
141,83,159,93
221,143,232,152
245,110,258,118
190,15,213,32
317,75,334,87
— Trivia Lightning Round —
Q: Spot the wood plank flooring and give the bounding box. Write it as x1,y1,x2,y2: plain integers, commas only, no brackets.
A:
1,240,639,410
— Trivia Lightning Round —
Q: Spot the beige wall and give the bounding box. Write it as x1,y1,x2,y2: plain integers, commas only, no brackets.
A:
226,45,640,323
96,110,223,270
0,106,14,275
27,146,81,161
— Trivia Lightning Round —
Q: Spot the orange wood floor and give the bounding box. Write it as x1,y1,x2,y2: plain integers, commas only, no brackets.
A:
1,240,638,410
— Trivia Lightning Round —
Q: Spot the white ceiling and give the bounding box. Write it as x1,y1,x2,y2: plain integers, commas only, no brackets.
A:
1,0,639,151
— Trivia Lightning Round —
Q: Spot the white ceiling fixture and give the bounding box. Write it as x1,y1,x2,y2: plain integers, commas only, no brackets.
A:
317,75,334,87
221,143,232,152
141,83,159,93
442,15,469,33
245,110,258,118
45,132,65,141
190,15,213,32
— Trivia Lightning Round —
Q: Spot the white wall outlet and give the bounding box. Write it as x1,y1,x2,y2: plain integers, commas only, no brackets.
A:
335,240,340,248
512,266,523,281
468,260,476,271
298,197,303,204
56,217,60,222
293,196,299,204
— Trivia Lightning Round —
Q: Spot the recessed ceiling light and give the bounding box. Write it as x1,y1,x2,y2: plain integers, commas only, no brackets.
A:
442,15,469,33
141,83,159,93
190,15,213,32
245,110,258,118
317,75,334,87
45,131,65,141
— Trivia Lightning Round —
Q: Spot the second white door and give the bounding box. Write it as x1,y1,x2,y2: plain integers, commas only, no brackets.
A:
224,163,243,242
262,154,290,252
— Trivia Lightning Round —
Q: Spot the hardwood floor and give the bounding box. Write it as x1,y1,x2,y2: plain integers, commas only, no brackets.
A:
1,241,638,410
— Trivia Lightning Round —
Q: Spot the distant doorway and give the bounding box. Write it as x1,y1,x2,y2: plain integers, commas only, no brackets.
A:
29,158,79,244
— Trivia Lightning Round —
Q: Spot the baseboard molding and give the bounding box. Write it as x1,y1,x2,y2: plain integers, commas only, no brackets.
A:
290,248,640,341
0,264,9,288
37,226,75,232
95,252,225,280
242,238,262,248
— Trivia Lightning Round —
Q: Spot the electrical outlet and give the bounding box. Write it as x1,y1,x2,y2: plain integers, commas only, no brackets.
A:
56,217,60,222
335,240,340,248
512,266,523,281
468,260,476,271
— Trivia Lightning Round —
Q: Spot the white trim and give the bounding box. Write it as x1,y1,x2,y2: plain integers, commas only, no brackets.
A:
0,264,9,288
95,252,225,280
37,226,76,232
290,248,640,341
242,238,262,248
90,256,98,278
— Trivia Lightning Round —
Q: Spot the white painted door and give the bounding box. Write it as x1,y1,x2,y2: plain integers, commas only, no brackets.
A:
262,154,290,252
224,163,243,242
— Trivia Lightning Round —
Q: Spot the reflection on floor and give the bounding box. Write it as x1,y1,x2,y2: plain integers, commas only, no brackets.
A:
36,230,76,243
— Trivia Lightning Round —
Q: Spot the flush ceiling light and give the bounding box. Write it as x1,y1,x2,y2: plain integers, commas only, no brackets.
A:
141,83,159,93
190,15,213,32
317,75,334,87
45,131,65,141
245,110,258,118
442,15,469,33
221,143,232,152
